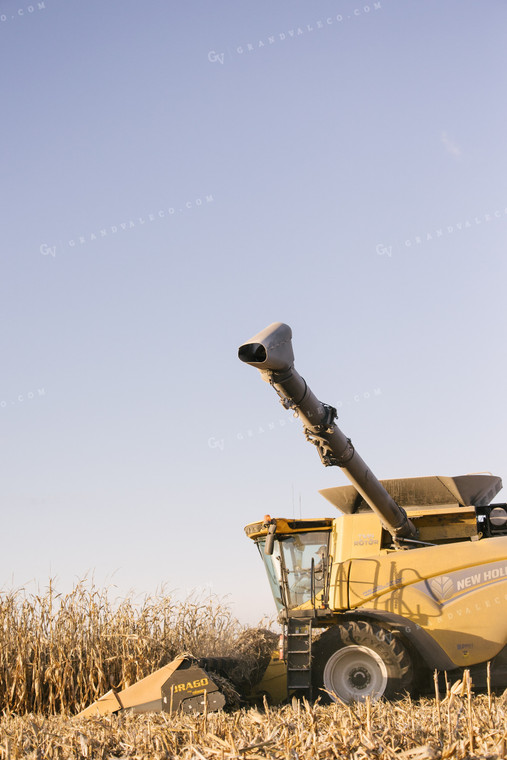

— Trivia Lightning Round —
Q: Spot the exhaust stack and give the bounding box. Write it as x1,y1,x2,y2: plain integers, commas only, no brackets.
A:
238,322,416,541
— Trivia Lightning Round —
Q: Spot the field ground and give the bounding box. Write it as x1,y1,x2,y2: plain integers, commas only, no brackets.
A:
1,692,507,760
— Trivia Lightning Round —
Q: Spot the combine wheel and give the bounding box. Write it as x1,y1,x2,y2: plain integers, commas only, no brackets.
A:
312,620,413,703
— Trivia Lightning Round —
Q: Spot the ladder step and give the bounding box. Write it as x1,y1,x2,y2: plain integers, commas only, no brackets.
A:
288,676,312,688
286,619,313,696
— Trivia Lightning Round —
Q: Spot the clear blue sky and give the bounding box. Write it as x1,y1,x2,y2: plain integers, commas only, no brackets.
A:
1,0,507,623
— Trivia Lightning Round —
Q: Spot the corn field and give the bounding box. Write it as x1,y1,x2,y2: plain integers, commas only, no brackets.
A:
1,582,507,759
1,692,507,759
0,582,242,715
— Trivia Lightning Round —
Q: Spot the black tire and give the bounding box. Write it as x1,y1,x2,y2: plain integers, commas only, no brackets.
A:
312,620,413,703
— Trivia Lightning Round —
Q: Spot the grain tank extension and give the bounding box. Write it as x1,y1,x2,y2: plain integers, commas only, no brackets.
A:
239,322,507,703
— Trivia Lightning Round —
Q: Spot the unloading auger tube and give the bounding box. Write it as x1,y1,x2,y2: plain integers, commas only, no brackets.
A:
238,322,417,541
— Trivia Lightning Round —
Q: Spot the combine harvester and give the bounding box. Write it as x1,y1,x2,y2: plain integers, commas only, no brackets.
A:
239,322,507,703
81,322,507,715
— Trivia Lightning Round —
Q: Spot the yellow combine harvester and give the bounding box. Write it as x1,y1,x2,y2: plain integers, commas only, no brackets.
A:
81,321,507,715
238,322,507,703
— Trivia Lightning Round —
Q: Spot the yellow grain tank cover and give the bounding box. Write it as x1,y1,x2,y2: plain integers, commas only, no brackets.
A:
320,474,502,514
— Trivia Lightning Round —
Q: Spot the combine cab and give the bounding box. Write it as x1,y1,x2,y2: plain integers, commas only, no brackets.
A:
239,322,507,703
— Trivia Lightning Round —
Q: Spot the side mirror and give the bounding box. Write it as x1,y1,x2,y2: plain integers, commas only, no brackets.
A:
264,522,277,555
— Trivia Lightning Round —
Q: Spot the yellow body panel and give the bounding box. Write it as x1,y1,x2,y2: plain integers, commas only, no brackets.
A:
341,537,507,667
332,513,382,562
415,508,478,542
248,654,287,705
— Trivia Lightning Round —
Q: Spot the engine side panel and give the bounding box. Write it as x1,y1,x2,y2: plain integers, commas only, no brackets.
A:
345,537,507,668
